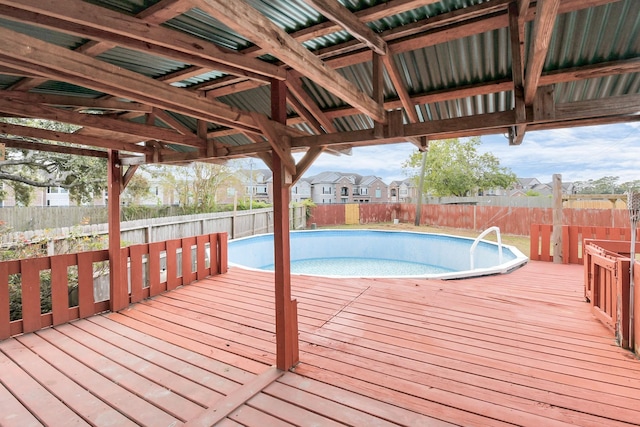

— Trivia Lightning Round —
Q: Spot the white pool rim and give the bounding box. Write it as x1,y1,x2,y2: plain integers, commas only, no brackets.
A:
228,229,528,280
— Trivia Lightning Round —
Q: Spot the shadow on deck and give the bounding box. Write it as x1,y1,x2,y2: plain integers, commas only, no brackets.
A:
1,261,639,426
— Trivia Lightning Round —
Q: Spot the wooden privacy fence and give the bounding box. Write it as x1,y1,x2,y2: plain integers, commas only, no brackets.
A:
530,224,637,264
583,239,639,349
0,232,227,340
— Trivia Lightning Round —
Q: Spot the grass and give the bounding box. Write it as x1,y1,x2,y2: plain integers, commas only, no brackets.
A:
320,222,531,257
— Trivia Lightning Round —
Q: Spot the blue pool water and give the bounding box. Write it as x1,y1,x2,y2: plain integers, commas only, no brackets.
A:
228,229,528,279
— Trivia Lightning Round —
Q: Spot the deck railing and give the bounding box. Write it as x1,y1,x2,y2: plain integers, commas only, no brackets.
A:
0,232,227,340
530,224,636,264
583,239,638,349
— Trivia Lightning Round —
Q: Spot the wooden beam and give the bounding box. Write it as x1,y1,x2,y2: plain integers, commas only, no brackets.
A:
251,112,296,176
107,150,127,312
508,1,527,145
553,94,640,121
0,96,204,148
292,111,516,148
2,0,184,92
538,58,640,85
303,0,387,55
292,147,325,185
523,0,561,105
372,52,385,137
0,0,285,82
0,27,263,134
287,71,337,133
134,0,193,24
151,108,193,136
196,0,387,123
382,54,419,124
527,114,640,132
244,0,440,55
286,88,325,135
267,79,299,370
121,164,139,191
0,136,108,158
0,91,151,113
323,0,609,67
157,66,211,84
0,121,154,154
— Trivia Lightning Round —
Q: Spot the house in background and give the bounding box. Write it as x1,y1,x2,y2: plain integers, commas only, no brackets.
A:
291,178,311,203
0,183,106,207
388,179,417,203
306,172,389,204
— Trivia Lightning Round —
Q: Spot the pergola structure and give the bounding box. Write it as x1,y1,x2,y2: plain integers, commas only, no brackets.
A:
0,0,638,370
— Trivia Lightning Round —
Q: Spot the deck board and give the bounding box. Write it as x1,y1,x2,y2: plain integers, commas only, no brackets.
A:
1,261,639,426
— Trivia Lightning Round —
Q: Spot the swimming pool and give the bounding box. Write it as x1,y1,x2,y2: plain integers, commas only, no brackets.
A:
228,229,528,279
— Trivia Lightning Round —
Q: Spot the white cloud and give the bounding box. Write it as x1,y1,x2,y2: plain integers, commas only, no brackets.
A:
269,123,639,186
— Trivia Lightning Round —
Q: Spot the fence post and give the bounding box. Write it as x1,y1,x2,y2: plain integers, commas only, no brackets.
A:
552,174,563,263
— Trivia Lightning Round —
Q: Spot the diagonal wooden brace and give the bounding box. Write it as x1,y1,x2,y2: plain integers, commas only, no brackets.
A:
251,111,296,177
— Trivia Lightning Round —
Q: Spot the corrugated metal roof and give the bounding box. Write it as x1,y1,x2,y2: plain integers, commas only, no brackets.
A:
0,75,21,90
218,85,296,117
0,17,85,49
31,82,104,98
546,1,639,69
96,47,187,79
0,0,636,152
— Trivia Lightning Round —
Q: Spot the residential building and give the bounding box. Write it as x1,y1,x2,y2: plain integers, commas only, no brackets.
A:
306,171,389,204
291,178,311,203
388,178,417,203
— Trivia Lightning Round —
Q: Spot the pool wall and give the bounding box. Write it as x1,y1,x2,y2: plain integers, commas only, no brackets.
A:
228,229,528,279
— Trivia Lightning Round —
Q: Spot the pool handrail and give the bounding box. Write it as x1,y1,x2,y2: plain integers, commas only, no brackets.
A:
470,226,503,270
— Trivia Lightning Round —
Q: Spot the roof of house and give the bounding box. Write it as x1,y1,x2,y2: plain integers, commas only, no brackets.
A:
0,0,636,166
307,171,385,186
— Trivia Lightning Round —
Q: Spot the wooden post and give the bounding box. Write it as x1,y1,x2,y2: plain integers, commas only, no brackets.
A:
108,150,128,311
271,79,299,370
414,150,427,226
552,173,563,263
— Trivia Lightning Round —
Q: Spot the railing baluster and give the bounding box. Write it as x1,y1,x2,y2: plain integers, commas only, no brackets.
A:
0,232,228,339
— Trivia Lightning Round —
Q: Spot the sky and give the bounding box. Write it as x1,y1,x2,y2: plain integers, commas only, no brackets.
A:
273,121,640,185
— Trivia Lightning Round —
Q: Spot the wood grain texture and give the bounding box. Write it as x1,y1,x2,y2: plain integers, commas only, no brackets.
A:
1,262,639,426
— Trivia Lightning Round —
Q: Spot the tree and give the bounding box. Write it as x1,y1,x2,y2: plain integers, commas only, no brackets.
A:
573,176,640,194
402,137,516,197
150,162,240,213
122,172,151,205
0,118,107,205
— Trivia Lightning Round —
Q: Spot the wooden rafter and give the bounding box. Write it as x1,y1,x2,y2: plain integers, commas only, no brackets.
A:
3,0,184,92
303,0,387,55
0,27,263,135
0,97,203,148
286,89,325,135
134,0,193,24
245,0,439,56
0,91,151,113
0,0,285,82
287,72,337,133
508,1,527,145
196,0,387,124
0,136,109,158
292,147,325,185
0,121,155,155
251,112,296,176
524,0,561,105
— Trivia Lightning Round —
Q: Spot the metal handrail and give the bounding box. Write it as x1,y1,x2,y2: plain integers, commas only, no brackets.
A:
470,226,503,270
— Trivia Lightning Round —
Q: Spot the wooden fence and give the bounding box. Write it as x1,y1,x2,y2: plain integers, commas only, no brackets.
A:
2,206,306,255
583,240,639,349
0,232,227,340
530,224,638,264
309,203,633,236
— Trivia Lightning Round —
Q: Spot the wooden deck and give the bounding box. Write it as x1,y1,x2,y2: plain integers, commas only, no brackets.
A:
1,261,639,426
